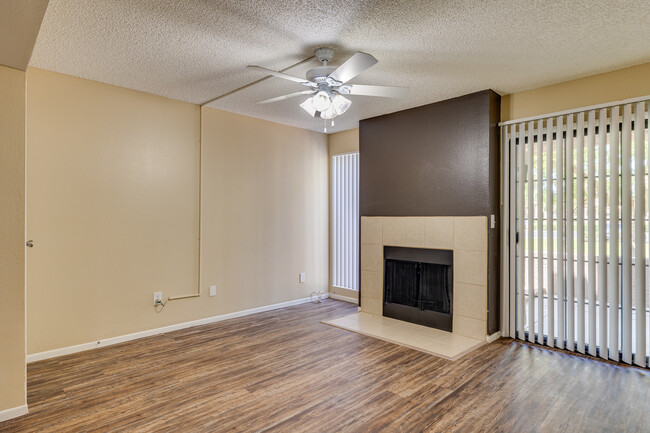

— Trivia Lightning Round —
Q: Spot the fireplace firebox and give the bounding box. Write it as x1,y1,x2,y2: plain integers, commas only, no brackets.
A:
383,247,453,331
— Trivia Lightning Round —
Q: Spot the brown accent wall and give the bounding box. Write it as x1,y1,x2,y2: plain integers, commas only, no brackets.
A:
359,90,501,334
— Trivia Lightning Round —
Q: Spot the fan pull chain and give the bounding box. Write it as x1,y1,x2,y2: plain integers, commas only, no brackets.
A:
323,118,327,133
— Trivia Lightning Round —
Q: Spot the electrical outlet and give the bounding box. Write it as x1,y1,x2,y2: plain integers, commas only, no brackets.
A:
299,272,306,283
210,285,216,297
153,292,163,306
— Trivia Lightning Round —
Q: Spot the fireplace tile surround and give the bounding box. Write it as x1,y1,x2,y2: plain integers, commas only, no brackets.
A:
360,216,488,340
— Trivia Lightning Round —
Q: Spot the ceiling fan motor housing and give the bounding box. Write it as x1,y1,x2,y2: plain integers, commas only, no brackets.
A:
314,47,335,63
306,66,336,83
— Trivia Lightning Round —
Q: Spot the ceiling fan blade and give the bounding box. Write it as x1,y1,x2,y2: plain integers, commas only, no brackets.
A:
328,52,378,84
256,90,316,104
247,65,312,86
346,84,409,98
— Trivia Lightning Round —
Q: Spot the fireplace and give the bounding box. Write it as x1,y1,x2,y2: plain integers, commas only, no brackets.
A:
360,216,487,340
383,246,453,331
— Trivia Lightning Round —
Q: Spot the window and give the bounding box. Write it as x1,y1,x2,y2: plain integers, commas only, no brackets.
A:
332,152,360,291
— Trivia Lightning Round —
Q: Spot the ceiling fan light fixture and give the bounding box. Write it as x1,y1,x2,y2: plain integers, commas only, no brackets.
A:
320,105,337,120
331,94,351,115
299,97,317,116
312,90,332,112
248,48,407,128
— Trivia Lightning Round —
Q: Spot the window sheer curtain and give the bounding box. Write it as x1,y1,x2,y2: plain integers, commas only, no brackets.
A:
501,98,649,367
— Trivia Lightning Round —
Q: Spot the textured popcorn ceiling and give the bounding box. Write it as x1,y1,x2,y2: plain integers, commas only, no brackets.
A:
31,0,650,133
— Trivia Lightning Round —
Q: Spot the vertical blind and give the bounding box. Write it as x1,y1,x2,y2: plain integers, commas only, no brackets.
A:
332,152,360,291
504,99,649,367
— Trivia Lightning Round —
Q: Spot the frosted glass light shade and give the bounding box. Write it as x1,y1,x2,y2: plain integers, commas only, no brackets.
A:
332,94,351,115
320,105,336,119
312,91,332,111
299,98,316,116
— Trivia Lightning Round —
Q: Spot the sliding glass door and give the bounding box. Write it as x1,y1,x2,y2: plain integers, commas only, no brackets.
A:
507,100,649,367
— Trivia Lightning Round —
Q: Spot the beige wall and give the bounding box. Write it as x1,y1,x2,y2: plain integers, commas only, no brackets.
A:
501,62,650,122
0,0,49,71
327,129,360,301
200,107,328,316
26,68,328,354
0,65,26,410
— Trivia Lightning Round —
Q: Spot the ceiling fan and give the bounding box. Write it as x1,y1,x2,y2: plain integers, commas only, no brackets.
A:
247,47,408,130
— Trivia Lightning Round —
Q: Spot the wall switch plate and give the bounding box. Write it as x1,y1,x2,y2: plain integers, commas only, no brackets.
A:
299,272,306,283
153,292,163,306
209,285,216,297
491,214,496,229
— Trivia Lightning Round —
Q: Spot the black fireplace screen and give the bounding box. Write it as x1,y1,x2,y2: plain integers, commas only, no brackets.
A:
384,259,451,314
382,247,453,331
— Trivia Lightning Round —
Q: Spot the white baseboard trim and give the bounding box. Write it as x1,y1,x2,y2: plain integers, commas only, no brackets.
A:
27,293,329,363
486,331,502,343
328,293,359,304
0,405,28,423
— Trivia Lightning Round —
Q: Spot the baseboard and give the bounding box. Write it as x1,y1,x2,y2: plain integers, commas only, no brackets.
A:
486,331,502,343
328,293,359,304
0,405,28,423
27,293,328,363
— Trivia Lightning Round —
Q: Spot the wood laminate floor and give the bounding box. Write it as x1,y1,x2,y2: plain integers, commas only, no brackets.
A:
2,299,649,432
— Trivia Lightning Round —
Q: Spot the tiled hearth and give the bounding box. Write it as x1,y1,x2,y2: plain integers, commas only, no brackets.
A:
360,216,488,340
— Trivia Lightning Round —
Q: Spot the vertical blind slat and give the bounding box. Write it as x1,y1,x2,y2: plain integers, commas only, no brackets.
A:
621,104,632,364
537,120,545,342
345,155,350,288
621,104,633,364
645,102,650,365
587,109,597,356
340,157,344,286
566,114,575,348
355,154,359,290
546,118,555,345
334,158,339,286
502,123,512,336
597,108,608,358
517,125,526,339
556,115,565,348
633,102,646,367
608,107,620,361
353,154,360,290
340,156,345,287
576,112,586,354
341,155,350,285
527,122,535,342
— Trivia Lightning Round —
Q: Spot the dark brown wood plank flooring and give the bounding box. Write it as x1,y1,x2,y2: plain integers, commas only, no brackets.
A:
2,299,649,432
